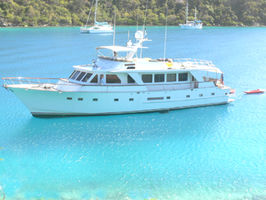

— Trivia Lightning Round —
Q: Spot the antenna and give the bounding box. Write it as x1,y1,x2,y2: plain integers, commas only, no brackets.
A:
136,6,139,31
140,0,149,58
163,0,168,61
113,11,116,46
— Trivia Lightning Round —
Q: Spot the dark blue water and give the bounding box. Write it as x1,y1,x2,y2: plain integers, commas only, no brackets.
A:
0,27,265,200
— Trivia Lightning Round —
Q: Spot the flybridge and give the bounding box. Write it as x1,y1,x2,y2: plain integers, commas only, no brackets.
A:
96,30,150,60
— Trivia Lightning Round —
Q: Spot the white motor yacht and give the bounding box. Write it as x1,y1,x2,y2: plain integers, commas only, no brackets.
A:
3,30,233,117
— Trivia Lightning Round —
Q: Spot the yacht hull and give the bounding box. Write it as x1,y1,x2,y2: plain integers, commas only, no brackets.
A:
8,85,230,117
80,28,113,34
180,24,203,29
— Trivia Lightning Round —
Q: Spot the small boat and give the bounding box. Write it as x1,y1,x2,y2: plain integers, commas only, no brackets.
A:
244,89,264,94
180,0,203,30
80,0,113,34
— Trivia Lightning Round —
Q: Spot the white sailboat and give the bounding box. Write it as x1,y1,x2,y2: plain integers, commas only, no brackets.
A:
80,0,113,34
180,0,203,29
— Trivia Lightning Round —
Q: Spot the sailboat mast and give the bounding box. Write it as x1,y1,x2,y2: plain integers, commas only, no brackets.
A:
185,0,188,24
94,0,98,23
194,8,197,21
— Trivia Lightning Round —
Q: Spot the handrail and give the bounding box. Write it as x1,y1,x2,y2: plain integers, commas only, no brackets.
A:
2,77,72,87
172,58,215,66
2,77,218,87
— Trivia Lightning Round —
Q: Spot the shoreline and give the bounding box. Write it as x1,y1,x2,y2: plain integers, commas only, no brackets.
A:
0,25,266,28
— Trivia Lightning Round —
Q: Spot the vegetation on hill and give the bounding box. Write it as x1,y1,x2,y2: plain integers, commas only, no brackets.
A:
0,0,265,27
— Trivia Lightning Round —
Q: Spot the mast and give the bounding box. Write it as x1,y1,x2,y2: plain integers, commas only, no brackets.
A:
185,0,188,24
163,0,168,60
113,11,116,46
94,0,98,24
194,8,197,21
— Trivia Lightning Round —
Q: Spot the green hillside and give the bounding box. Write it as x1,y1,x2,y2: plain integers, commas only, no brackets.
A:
0,0,265,27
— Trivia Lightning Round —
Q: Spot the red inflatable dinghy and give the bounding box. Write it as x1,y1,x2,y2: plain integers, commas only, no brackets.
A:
244,89,264,94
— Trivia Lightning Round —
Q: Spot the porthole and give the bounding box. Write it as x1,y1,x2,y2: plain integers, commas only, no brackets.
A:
129,98,134,101
211,93,215,96
114,98,119,102
199,94,203,97
78,98,83,101
67,97,72,100
93,98,98,101
166,96,171,99
186,95,190,98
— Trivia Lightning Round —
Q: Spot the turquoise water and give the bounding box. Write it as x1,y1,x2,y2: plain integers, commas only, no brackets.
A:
0,27,265,200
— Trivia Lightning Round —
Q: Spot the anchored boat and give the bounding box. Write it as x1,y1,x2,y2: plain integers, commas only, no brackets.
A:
3,30,233,117
180,0,203,29
244,89,264,94
80,0,113,34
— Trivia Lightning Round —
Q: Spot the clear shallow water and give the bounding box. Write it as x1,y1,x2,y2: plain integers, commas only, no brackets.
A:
0,27,265,200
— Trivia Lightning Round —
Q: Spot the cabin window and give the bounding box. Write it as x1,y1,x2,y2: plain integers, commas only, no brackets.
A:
211,93,215,96
93,98,98,101
154,74,165,82
114,98,119,102
82,73,92,82
76,72,86,81
71,71,80,80
67,97,72,100
199,94,203,97
166,96,171,99
167,73,176,82
186,95,190,98
192,76,196,81
106,75,121,84
69,70,76,79
129,98,134,101
127,75,136,83
78,98,83,101
91,75,98,83
178,73,188,82
142,74,152,83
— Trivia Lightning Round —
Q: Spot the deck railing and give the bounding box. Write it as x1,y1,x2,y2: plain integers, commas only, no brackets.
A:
172,58,215,67
2,77,70,87
2,77,219,92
